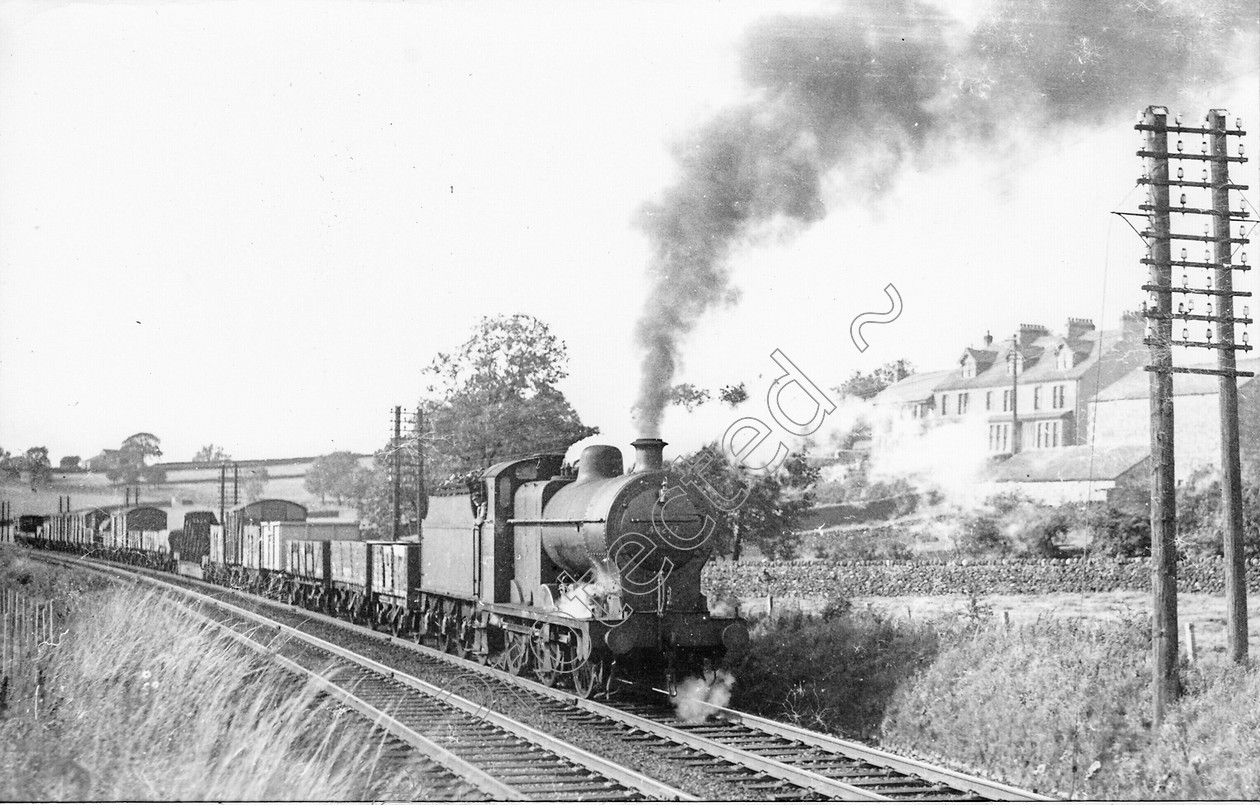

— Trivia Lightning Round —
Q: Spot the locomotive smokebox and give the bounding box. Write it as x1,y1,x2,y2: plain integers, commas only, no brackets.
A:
630,437,666,472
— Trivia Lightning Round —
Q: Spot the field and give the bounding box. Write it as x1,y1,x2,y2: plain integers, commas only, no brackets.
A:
734,590,1260,657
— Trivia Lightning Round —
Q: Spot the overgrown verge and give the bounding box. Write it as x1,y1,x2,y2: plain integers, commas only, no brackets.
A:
0,583,440,800
726,602,949,739
730,598,1260,799
880,615,1260,799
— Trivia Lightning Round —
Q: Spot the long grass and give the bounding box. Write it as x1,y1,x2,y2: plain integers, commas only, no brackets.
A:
731,597,1260,799
879,613,1260,799
0,582,441,800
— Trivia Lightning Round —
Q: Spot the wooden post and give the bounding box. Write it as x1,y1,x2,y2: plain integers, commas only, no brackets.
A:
1144,106,1181,724
393,406,402,542
1209,109,1249,664
1185,622,1198,664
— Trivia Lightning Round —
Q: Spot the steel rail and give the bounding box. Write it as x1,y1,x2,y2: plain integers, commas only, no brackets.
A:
35,550,1044,800
35,553,693,803
653,692,1054,802
175,602,519,800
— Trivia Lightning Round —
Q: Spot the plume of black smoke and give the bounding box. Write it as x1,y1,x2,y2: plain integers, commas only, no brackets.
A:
632,0,1255,435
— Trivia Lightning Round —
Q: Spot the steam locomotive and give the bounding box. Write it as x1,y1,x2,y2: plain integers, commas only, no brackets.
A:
22,437,748,697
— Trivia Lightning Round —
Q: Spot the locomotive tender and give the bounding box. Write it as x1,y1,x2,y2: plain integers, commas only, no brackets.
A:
21,437,747,697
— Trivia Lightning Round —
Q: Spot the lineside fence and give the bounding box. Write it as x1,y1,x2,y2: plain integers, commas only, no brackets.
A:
1,588,59,713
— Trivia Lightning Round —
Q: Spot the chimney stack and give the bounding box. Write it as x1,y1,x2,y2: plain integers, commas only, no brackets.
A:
631,438,666,472
983,330,993,347
1018,323,1049,347
1067,317,1096,341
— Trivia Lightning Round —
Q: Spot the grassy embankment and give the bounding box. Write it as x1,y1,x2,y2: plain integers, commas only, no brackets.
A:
0,546,437,800
729,600,1260,800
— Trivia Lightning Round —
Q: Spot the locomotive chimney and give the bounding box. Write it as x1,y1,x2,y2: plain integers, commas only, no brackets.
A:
631,437,666,472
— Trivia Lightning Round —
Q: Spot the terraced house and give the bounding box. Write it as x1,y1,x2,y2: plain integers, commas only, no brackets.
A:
931,314,1146,456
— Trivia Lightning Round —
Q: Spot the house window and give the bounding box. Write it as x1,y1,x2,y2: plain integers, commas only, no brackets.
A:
989,423,1010,453
1057,347,1072,370
1034,421,1062,449
985,391,992,410
1002,389,1012,412
962,357,976,379
1052,385,1066,408
1033,386,1042,410
941,394,949,415
959,392,969,414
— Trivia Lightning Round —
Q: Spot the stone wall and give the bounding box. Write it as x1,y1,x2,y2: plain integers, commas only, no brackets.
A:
702,556,1260,600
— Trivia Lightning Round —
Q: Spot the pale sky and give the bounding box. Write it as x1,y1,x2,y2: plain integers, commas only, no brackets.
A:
1,0,1257,465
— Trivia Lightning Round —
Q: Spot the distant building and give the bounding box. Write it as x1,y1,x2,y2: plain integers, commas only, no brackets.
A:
933,315,1146,456
1089,358,1260,481
984,444,1151,504
867,369,956,455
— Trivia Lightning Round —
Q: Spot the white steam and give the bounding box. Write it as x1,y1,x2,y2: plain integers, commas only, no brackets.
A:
671,671,735,724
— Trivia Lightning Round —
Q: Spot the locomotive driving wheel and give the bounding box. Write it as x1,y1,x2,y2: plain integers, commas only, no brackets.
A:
533,641,562,687
504,633,529,675
571,656,609,699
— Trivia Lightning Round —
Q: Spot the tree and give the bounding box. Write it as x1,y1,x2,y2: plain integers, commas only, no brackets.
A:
58,455,82,473
108,432,164,484
23,446,52,486
243,467,270,503
719,383,749,407
680,443,819,560
0,448,18,480
305,452,367,506
834,359,914,400
666,383,711,412
419,314,598,478
193,444,231,463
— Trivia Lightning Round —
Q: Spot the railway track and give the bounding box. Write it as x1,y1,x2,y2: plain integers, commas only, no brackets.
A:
34,550,1051,801
33,553,690,802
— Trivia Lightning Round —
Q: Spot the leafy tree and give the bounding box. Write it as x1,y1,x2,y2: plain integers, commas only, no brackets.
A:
419,314,598,478
0,448,18,480
305,452,366,505
719,383,749,407
23,446,52,486
243,467,270,503
58,455,82,473
680,443,819,560
666,383,711,412
834,359,914,400
108,432,164,484
193,444,232,463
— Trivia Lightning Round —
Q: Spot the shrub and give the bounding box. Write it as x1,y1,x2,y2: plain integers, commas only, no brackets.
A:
956,514,1012,558
881,615,1260,800
1090,505,1152,558
729,607,946,739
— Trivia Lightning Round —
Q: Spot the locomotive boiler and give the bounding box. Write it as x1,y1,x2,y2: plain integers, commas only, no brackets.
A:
420,436,748,695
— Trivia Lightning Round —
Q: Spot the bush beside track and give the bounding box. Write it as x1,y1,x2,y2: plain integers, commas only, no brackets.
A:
703,556,1260,600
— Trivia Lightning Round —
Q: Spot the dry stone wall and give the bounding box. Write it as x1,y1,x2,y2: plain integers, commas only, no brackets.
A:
702,557,1260,600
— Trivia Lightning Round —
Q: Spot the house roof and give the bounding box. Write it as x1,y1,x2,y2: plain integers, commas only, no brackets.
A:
871,369,956,406
990,444,1150,483
936,329,1143,391
1093,358,1260,402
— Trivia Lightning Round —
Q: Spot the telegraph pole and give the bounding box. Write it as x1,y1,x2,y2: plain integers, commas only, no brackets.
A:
1208,109,1250,663
393,405,402,541
415,406,428,532
1139,106,1181,723
1136,106,1253,722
